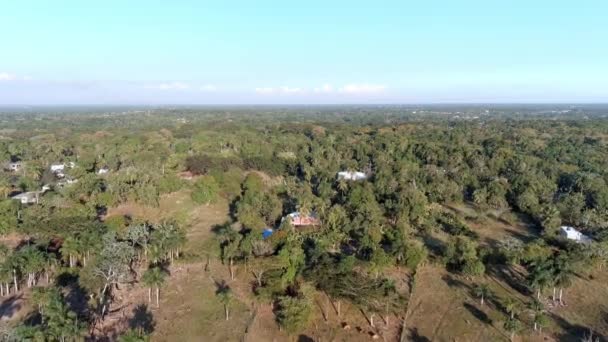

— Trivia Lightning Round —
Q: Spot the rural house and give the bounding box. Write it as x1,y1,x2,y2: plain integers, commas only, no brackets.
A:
7,161,23,172
560,226,591,243
283,211,321,227
337,171,367,181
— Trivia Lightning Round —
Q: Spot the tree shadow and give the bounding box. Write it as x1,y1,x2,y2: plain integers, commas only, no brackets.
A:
213,278,231,295
441,274,472,292
408,327,431,342
549,311,604,341
297,335,314,342
463,302,492,325
129,304,155,335
421,233,445,259
0,294,23,320
486,265,529,296
55,272,90,320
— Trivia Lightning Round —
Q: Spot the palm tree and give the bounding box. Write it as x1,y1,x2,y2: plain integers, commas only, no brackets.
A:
527,259,554,300
533,312,549,335
553,254,574,306
60,237,81,268
504,317,522,341
215,280,232,320
502,297,521,319
473,283,491,306
142,267,166,308
527,299,545,332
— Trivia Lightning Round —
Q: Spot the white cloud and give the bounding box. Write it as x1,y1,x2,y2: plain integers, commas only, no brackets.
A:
0,72,31,82
313,84,334,93
199,85,217,92
255,87,275,94
145,82,190,90
338,83,387,94
255,86,303,95
279,86,303,94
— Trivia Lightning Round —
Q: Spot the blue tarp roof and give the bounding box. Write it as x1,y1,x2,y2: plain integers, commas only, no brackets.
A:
262,228,274,240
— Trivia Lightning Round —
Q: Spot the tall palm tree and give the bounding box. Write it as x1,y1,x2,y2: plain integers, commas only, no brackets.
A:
473,283,491,306
527,259,554,300
215,280,232,321
502,297,521,319
503,317,522,341
553,254,574,306
142,267,166,308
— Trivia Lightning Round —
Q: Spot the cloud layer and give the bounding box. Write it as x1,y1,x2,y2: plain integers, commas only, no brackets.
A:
0,72,31,81
255,83,387,95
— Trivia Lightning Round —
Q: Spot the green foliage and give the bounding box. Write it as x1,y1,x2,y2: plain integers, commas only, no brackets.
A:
444,235,485,276
0,200,19,235
275,295,312,334
191,175,219,204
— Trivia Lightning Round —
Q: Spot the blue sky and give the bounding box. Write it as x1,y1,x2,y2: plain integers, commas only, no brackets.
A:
1,0,607,104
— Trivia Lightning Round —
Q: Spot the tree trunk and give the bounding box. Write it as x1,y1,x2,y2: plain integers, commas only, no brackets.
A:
156,287,160,308
229,258,235,280
148,288,152,304
225,304,229,320
559,288,563,305
553,287,556,302
13,269,18,292
370,313,375,328
480,295,484,306
537,289,541,300
534,322,537,331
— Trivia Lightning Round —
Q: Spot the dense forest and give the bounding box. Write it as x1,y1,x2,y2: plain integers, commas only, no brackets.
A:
1,105,608,341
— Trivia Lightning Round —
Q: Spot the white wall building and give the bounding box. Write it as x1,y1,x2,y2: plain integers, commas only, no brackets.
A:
337,171,367,181
560,226,591,243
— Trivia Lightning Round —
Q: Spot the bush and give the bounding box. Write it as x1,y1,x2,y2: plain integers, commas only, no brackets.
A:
191,176,220,204
275,296,312,334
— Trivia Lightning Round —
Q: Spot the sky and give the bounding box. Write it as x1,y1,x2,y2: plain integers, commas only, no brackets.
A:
1,0,607,105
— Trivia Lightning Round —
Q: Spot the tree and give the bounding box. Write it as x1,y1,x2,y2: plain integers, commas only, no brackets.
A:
533,312,549,334
502,297,521,319
142,267,167,308
552,253,574,306
118,329,150,342
33,287,85,342
275,295,312,334
503,317,522,341
191,175,219,205
527,259,554,300
215,280,232,320
473,283,491,306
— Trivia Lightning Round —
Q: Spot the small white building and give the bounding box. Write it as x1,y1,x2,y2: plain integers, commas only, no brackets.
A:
11,186,50,205
282,211,321,227
7,162,22,172
560,226,591,243
50,163,65,172
12,192,40,204
337,171,367,181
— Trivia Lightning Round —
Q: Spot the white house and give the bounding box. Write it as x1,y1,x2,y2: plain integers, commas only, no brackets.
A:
7,161,22,172
282,211,321,227
12,192,40,204
560,226,591,243
337,171,367,181
11,186,50,205
50,163,65,172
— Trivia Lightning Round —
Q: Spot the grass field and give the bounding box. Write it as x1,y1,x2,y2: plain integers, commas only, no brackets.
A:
4,192,608,341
